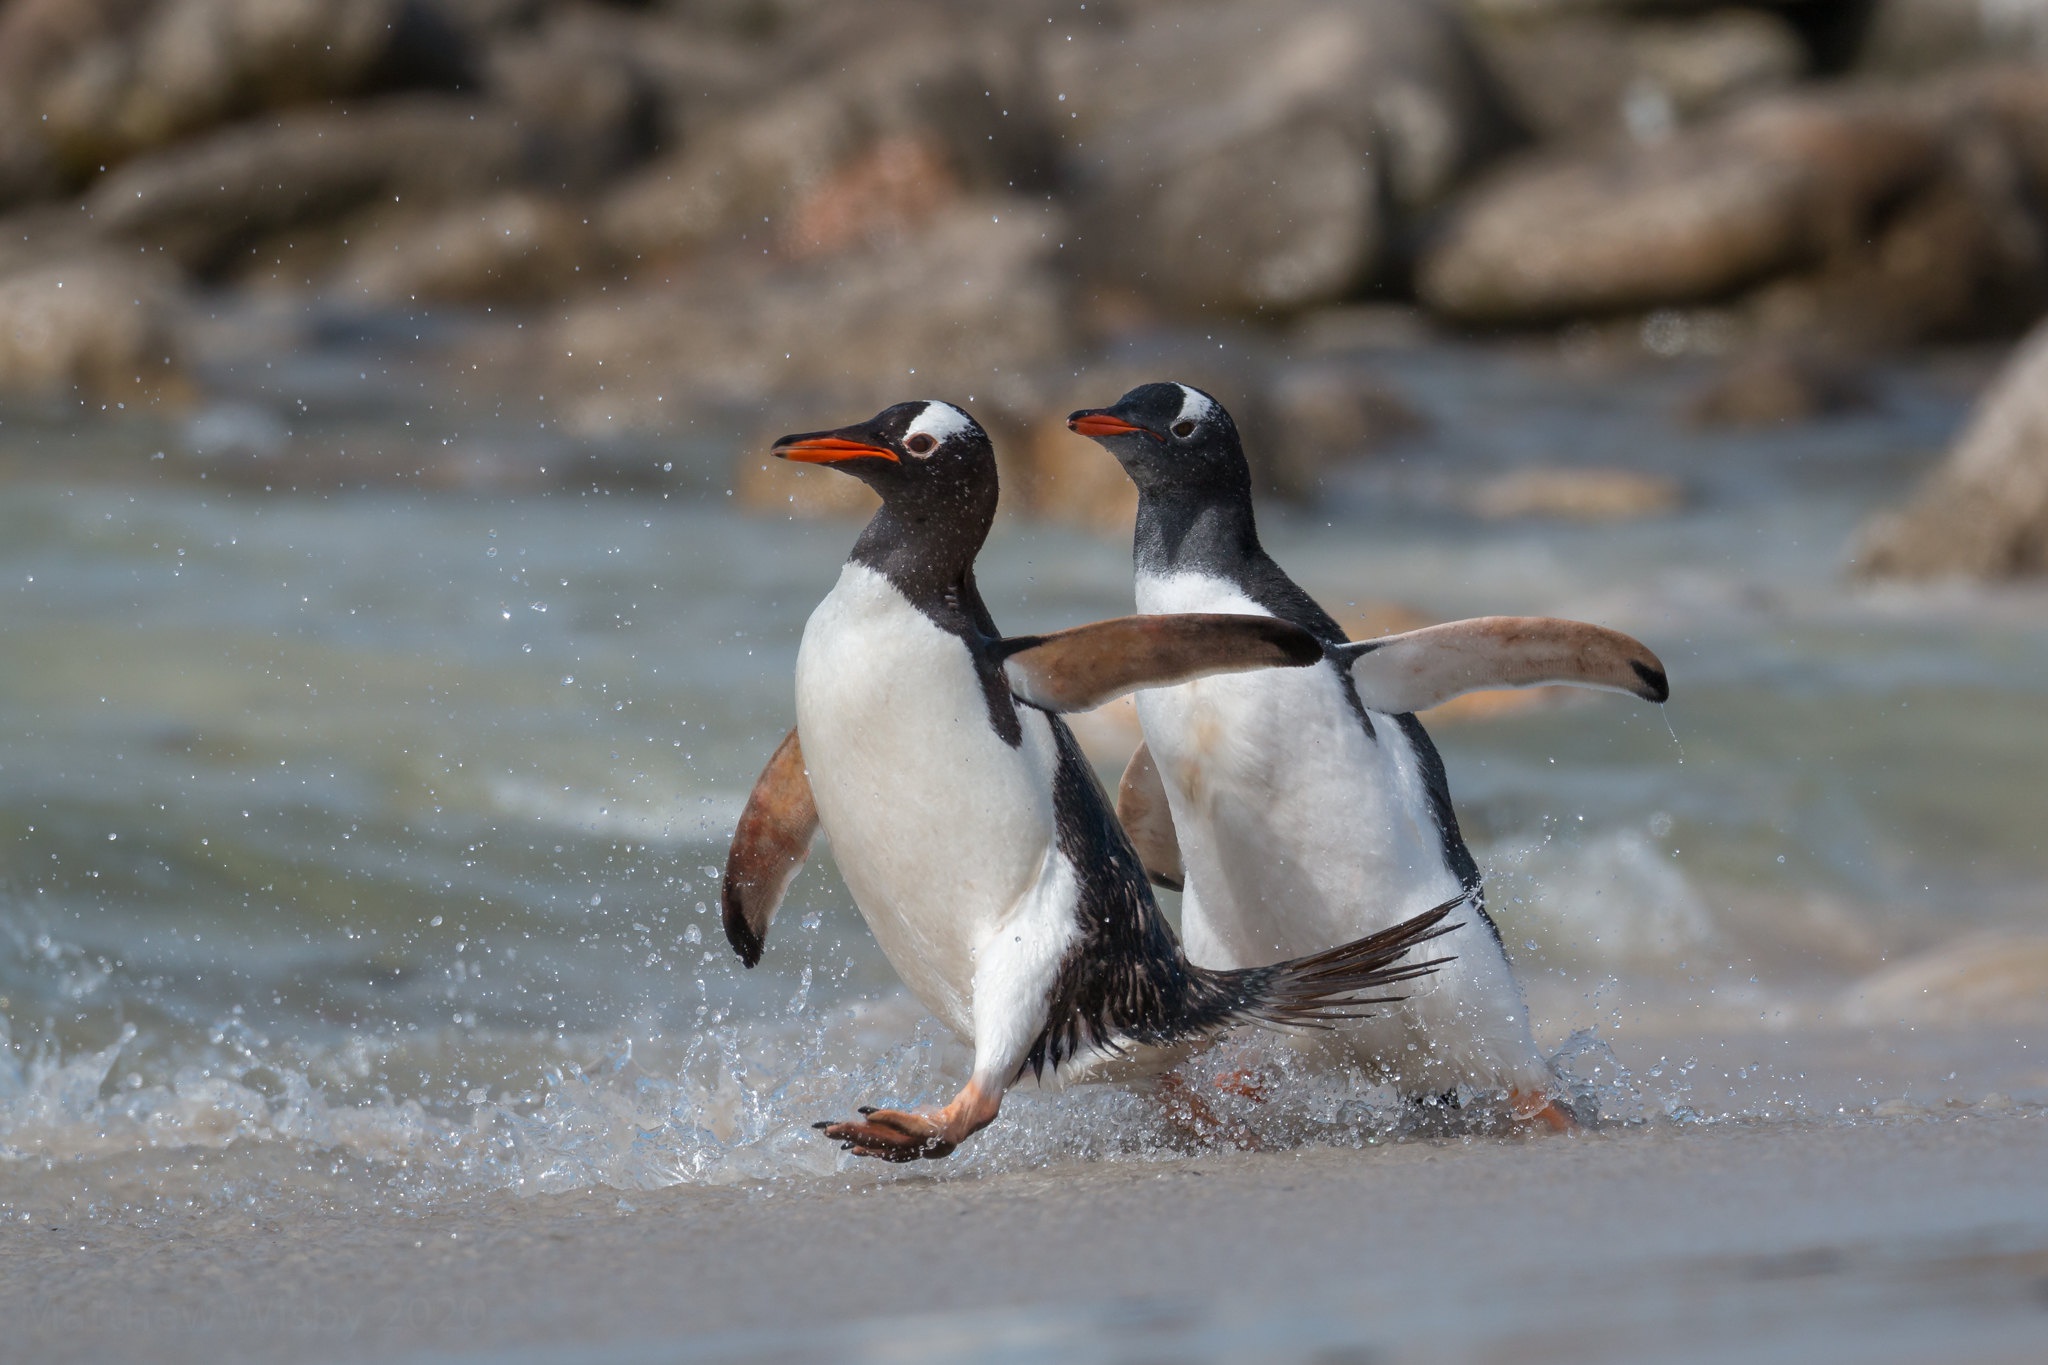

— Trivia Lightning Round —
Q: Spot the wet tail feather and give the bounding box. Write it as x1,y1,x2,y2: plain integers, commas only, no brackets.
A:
1182,895,1463,1034
1022,889,1462,1081
1023,715,1458,1080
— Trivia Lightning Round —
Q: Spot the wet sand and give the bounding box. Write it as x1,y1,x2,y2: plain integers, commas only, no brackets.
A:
5,1022,2043,1365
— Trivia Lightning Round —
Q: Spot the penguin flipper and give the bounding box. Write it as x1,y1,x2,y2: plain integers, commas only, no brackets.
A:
721,726,818,968
1337,616,1669,714
1116,742,1184,892
997,613,1320,713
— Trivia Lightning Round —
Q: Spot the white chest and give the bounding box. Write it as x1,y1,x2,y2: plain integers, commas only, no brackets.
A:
793,564,1058,1032
1131,571,1461,952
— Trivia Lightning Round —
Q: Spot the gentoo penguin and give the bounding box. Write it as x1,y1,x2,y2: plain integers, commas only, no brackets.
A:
721,398,1459,1161
1068,382,1671,1129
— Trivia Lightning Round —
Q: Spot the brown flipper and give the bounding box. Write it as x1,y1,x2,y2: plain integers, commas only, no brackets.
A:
1336,616,1669,715
721,727,817,968
999,613,1320,714
1116,742,1184,892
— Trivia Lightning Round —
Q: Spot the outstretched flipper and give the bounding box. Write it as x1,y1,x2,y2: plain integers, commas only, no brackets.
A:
721,727,817,968
1116,742,1184,892
1336,616,1669,715
998,613,1320,713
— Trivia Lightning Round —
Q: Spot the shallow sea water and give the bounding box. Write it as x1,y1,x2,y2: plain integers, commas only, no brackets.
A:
1,327,2045,1361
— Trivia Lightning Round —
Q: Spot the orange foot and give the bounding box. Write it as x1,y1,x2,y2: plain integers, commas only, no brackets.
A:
1509,1087,1579,1134
1213,1066,1270,1103
815,1079,1000,1163
814,1107,957,1162
1157,1070,1264,1150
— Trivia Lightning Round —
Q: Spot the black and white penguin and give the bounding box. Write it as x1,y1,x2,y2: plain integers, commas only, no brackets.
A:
721,398,1458,1161
1069,382,1671,1128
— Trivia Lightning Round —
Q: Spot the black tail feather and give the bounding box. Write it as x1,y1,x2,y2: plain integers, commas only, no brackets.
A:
1199,895,1464,1033
1019,716,1464,1081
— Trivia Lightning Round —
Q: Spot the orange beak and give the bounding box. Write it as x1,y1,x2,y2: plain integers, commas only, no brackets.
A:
773,435,898,464
1067,411,1154,439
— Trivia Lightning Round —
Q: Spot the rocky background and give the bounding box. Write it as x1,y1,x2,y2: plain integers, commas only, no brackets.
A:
2,0,2047,571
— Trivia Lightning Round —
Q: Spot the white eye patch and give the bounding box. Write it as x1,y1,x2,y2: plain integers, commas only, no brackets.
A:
902,401,975,455
1174,384,1216,428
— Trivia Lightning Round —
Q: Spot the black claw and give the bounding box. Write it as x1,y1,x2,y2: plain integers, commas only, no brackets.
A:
811,1120,834,1130
857,1106,876,1115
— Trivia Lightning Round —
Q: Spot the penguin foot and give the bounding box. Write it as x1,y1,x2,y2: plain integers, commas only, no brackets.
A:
1509,1088,1578,1134
814,1108,957,1162
1156,1072,1263,1151
1213,1067,1270,1104
815,1079,1001,1162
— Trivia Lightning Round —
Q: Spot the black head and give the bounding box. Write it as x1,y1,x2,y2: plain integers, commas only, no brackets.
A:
1067,381,1250,501
775,398,996,520
772,399,999,585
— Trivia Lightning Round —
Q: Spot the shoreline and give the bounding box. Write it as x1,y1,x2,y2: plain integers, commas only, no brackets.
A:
4,1021,2043,1365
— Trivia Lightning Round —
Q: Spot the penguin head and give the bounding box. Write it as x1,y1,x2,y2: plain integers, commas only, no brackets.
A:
773,399,997,519
1066,381,1248,498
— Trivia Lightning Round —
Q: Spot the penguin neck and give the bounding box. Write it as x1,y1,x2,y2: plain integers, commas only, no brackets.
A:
1133,478,1265,589
849,495,999,638
1133,479,1349,646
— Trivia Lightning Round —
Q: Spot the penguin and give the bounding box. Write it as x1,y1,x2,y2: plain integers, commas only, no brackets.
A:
1067,382,1672,1129
720,398,1460,1162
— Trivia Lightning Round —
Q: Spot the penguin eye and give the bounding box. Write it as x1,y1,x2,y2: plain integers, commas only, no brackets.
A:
1170,420,1196,439
904,433,938,457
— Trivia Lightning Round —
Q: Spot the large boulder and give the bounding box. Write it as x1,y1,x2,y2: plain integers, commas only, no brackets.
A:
1854,0,2048,77
474,3,771,181
543,198,1072,433
82,97,532,274
1469,7,1806,144
0,249,189,404
597,25,1047,264
1048,0,1515,315
1417,82,2048,340
1856,318,2048,578
3,0,471,183
326,191,601,306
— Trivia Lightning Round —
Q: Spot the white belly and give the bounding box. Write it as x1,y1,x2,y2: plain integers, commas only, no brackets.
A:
795,564,1061,1041
1134,570,1548,1094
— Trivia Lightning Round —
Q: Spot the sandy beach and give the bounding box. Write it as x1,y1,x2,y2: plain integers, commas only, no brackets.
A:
2,1018,2041,1365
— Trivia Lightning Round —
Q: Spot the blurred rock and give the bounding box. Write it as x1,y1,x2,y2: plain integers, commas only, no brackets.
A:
1050,0,1515,315
1682,350,1872,428
329,192,599,305
1856,317,2048,578
549,198,1071,431
1473,8,1806,143
1468,466,1681,520
1012,413,1140,534
1420,92,1944,323
84,98,531,274
0,124,59,213
480,11,659,183
1841,930,2048,1025
1745,106,2048,347
598,26,1043,264
1265,363,1426,493
1855,0,2048,77
478,3,774,181
17,0,472,179
778,136,963,260
0,251,189,403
